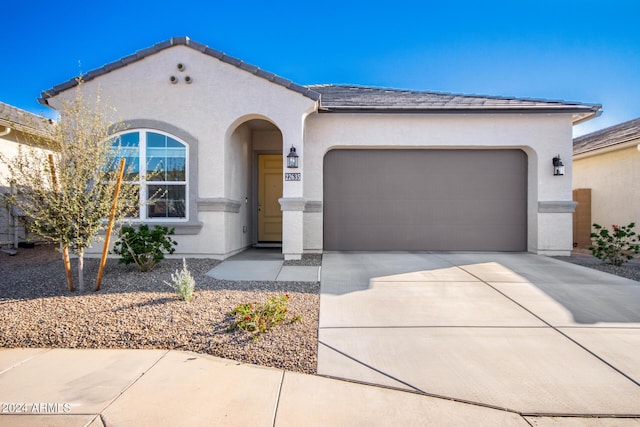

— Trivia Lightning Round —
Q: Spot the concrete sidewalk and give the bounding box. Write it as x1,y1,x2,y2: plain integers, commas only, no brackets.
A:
1,349,639,427
0,348,539,426
206,248,321,282
318,252,640,418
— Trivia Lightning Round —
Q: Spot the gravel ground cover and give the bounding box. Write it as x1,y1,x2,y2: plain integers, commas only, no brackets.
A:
553,251,640,282
2,245,637,377
0,244,319,374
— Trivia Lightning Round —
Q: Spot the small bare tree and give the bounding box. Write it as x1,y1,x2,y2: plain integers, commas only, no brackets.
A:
0,80,139,291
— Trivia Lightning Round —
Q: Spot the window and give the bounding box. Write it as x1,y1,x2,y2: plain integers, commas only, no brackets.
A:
109,130,188,220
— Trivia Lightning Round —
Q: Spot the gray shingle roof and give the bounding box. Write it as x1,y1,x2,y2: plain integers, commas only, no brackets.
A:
38,37,601,125
308,84,601,123
0,100,55,138
39,36,321,104
573,117,640,155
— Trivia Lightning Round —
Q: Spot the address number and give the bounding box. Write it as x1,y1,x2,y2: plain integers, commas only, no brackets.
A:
285,173,301,181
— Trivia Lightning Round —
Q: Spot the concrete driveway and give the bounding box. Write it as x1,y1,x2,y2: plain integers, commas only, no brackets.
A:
318,252,640,416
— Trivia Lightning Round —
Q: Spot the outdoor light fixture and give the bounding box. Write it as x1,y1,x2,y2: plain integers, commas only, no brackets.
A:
553,155,565,176
287,146,299,168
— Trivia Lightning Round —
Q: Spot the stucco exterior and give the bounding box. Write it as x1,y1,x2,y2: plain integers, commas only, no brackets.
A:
303,112,577,255
0,129,24,246
0,114,54,247
0,130,22,187
46,44,317,259
574,143,640,230
39,37,600,259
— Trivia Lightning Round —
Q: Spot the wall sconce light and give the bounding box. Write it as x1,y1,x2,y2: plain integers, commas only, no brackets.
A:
552,155,565,176
287,146,299,168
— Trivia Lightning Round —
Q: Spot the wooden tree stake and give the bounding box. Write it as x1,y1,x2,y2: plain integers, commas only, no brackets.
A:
95,158,126,291
48,154,74,292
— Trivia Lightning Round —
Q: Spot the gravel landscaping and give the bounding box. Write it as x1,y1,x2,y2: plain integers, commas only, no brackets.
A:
553,250,640,282
2,244,637,377
0,244,320,374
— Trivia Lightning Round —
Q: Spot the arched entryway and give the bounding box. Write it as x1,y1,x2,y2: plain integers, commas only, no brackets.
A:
227,118,283,248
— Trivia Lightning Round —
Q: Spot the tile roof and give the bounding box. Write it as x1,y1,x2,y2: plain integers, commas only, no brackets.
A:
573,116,640,155
308,84,601,123
0,100,55,138
39,36,321,104
38,36,601,125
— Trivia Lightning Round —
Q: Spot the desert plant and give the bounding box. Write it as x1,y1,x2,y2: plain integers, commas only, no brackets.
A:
590,222,640,266
0,80,139,291
165,258,195,301
112,224,177,271
228,294,301,338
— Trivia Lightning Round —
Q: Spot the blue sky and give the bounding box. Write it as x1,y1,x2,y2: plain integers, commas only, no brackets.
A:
4,1,639,136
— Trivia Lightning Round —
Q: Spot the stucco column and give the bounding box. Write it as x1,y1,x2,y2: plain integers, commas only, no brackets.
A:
279,199,304,260
535,135,576,256
279,121,307,260
537,202,578,256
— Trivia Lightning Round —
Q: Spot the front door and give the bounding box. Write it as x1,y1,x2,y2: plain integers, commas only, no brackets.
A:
258,154,283,242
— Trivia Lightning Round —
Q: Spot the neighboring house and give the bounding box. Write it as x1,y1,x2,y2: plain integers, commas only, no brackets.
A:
38,37,601,259
0,101,56,248
573,117,640,247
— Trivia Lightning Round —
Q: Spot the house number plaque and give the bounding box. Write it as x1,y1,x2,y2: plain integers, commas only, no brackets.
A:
285,173,301,181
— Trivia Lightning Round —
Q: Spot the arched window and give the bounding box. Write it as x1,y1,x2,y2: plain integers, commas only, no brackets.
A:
109,130,188,220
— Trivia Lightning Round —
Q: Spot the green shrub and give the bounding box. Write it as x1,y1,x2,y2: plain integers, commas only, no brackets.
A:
112,225,177,271
228,294,301,339
590,222,640,266
165,258,196,301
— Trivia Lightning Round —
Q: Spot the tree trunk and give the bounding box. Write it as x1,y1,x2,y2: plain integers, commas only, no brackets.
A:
61,243,74,292
77,248,85,292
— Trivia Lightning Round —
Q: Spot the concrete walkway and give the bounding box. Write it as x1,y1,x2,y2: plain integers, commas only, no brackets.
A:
318,252,640,418
206,248,320,282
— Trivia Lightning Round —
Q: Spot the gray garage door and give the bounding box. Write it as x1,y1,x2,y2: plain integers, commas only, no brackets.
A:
323,149,527,251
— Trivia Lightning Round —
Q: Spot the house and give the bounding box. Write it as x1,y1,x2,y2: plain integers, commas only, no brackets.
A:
573,117,640,247
38,37,601,259
0,101,56,248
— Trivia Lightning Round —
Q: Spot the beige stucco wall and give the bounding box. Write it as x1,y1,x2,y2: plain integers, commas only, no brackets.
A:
303,112,577,255
573,142,640,230
0,129,52,246
44,43,580,258
47,45,316,259
0,131,21,188
0,131,21,245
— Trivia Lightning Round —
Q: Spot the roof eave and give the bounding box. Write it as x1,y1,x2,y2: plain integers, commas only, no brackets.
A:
572,107,602,126
318,106,603,119
574,138,640,159
0,118,57,143
0,102,57,141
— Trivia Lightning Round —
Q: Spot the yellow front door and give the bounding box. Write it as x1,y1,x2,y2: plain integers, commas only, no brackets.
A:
258,154,283,242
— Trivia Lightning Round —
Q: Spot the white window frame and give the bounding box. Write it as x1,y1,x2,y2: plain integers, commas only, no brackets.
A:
113,129,189,222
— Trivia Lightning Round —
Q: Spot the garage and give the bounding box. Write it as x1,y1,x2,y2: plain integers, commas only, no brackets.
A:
323,149,527,251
